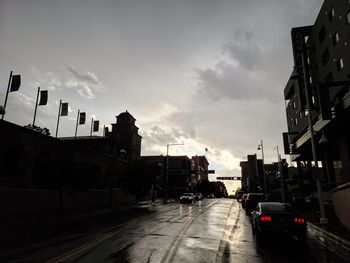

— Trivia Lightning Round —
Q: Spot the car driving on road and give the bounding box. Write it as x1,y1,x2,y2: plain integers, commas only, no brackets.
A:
244,193,265,214
179,193,195,204
194,193,203,201
251,202,307,242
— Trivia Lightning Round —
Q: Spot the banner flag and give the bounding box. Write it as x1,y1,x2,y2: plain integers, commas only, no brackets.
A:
79,112,86,125
93,120,99,132
60,102,68,116
38,90,48,105
10,75,21,92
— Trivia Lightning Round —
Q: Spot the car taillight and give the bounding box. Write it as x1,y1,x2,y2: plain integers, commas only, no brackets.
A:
260,215,271,222
294,217,305,223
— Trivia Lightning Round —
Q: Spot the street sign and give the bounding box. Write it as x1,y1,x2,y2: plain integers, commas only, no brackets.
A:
216,177,242,180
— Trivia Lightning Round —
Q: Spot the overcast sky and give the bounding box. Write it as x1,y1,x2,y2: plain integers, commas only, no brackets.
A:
0,0,323,192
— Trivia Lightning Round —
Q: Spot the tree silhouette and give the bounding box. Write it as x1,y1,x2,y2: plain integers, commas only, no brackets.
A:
24,124,50,136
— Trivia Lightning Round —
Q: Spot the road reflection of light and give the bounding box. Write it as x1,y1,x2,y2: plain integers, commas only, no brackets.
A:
189,206,192,218
179,205,183,216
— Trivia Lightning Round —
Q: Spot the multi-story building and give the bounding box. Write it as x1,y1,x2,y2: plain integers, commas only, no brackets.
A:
105,111,142,162
283,0,350,184
62,111,142,162
191,155,209,182
240,154,263,192
141,155,194,197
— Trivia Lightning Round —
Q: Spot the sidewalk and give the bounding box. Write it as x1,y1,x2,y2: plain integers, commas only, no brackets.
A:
305,205,350,251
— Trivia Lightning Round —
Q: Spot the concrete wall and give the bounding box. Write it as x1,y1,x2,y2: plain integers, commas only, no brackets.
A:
0,188,136,217
331,182,350,230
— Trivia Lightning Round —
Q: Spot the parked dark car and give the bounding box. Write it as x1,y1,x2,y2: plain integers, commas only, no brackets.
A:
251,202,307,242
179,193,195,204
241,194,248,208
194,193,203,201
236,191,246,201
207,193,215,198
244,193,265,214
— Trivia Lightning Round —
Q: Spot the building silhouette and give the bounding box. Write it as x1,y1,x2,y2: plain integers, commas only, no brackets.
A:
283,0,350,184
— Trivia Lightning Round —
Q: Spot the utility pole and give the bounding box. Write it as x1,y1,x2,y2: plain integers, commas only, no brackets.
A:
301,52,328,224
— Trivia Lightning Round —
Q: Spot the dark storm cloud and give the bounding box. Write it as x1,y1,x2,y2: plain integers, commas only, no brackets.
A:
223,30,263,71
196,61,274,102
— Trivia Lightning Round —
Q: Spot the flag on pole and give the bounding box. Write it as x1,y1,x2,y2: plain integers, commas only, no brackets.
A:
79,112,86,124
9,75,21,92
93,120,99,132
60,102,68,116
38,90,48,105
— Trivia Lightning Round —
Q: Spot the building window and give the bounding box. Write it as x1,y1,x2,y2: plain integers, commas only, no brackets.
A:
337,57,344,71
332,32,339,46
347,11,350,24
319,25,326,44
322,48,330,65
329,7,335,22
305,109,309,116
294,118,298,125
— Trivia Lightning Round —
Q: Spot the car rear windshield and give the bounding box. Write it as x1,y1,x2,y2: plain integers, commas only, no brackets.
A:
261,203,295,212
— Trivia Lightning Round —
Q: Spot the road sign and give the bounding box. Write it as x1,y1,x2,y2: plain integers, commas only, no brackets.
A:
216,177,242,180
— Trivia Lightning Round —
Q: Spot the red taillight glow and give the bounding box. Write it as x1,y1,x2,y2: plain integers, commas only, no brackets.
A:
260,215,271,222
294,217,305,223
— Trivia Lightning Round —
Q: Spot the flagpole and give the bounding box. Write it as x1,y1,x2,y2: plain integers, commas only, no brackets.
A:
2,71,13,120
55,100,62,138
75,109,80,139
90,117,93,138
32,87,40,127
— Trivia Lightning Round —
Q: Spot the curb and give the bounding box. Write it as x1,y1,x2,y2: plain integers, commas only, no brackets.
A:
308,222,350,252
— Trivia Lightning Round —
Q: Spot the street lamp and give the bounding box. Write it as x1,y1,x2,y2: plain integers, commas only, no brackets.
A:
165,143,184,203
257,139,267,195
275,146,285,202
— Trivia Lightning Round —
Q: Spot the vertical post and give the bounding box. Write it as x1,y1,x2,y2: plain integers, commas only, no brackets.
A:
261,140,267,195
33,87,40,127
301,52,328,224
90,117,93,137
254,154,260,191
74,109,80,139
55,100,62,138
2,71,13,120
277,146,285,202
165,144,169,203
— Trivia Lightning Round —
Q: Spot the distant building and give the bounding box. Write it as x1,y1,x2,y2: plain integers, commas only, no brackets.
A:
105,111,142,162
240,154,263,192
62,111,142,162
141,155,196,197
191,155,209,182
283,0,350,184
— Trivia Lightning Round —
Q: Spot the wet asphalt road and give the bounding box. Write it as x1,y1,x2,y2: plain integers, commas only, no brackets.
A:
8,199,350,263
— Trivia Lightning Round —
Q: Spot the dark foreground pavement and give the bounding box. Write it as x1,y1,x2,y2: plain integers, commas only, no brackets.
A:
2,199,350,262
